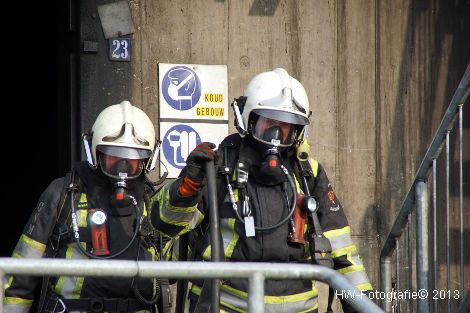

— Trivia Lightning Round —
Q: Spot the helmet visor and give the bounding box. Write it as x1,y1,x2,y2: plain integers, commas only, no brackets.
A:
251,115,300,147
252,109,309,126
97,145,152,160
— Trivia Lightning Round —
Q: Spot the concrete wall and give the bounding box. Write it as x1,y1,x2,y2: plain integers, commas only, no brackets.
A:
119,0,470,311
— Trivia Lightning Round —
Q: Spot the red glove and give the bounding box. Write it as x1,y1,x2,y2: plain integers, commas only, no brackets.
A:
178,142,216,197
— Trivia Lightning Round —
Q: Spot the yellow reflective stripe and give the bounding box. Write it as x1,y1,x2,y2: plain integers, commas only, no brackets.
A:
148,245,157,260
203,219,240,261
356,282,373,291
220,300,246,313
191,286,247,313
221,283,318,303
77,193,88,208
54,244,86,297
192,284,318,312
147,247,158,296
143,203,148,216
79,209,88,227
191,284,203,296
331,244,357,258
170,209,204,234
158,188,199,227
196,210,205,225
309,158,319,177
168,205,197,213
4,275,14,289
294,175,301,191
3,297,33,305
162,240,175,260
54,245,75,294
233,189,239,202
202,245,211,260
337,264,366,275
72,276,84,299
19,234,46,252
225,218,239,259
323,226,351,238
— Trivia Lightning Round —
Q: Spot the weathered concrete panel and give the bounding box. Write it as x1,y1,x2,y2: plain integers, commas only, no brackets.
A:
298,0,338,182
336,0,378,295
124,0,470,311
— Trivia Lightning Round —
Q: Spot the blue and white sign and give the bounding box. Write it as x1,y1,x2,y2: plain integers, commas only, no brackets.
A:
158,63,229,178
159,122,228,178
162,124,201,170
109,37,131,61
161,66,201,111
159,63,228,120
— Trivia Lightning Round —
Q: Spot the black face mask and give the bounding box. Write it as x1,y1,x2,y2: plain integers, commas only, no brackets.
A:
109,179,133,208
100,156,143,180
99,154,144,208
262,125,283,146
251,126,286,185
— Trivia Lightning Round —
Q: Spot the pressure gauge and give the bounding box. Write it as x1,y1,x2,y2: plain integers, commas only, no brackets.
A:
301,196,318,214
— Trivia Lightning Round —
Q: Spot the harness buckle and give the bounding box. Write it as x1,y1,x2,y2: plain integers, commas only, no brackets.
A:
49,224,70,251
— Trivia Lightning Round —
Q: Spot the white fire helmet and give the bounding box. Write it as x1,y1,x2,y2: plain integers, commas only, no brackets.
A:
85,101,156,175
241,68,311,147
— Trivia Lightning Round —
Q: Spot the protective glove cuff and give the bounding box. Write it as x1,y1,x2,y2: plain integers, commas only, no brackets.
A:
178,176,202,197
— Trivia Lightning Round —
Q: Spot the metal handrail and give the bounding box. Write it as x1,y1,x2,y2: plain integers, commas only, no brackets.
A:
0,258,383,313
380,64,470,313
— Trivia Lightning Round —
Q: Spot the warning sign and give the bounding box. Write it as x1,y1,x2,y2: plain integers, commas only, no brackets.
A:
160,122,228,178
158,63,229,178
159,63,228,120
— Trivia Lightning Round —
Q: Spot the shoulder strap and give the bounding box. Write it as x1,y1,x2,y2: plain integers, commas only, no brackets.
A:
297,158,336,313
36,169,78,313
295,158,318,193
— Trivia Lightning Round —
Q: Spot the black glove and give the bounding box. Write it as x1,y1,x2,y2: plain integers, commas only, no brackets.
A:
185,142,216,184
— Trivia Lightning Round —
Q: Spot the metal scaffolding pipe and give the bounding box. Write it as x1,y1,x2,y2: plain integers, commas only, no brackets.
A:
432,159,438,313
205,160,222,313
407,221,414,313
445,131,451,313
0,258,384,313
249,272,265,313
395,239,400,313
0,269,4,313
380,256,393,312
458,104,464,301
380,64,470,262
379,58,470,313
415,181,430,313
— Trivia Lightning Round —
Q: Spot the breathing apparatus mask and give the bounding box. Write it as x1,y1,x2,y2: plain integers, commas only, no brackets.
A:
97,145,148,208
248,112,302,180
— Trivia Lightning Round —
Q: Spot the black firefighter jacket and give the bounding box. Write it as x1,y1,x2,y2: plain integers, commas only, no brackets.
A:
3,162,158,313
150,134,372,313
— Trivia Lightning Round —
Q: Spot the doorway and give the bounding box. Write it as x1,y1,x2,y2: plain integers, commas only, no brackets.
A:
1,0,78,256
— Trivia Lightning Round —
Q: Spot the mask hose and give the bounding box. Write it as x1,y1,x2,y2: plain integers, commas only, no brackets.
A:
226,164,296,232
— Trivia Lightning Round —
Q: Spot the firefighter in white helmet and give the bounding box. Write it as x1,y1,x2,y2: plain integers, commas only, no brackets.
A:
3,101,170,313
151,68,373,313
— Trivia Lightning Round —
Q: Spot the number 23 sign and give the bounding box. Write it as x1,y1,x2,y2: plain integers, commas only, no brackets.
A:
109,38,131,62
